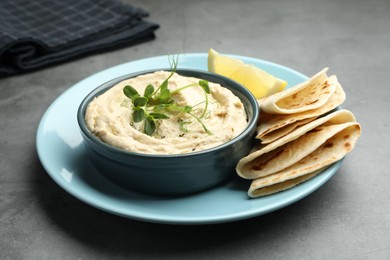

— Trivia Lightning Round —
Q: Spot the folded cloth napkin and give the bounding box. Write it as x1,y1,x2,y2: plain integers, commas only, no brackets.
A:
0,0,159,77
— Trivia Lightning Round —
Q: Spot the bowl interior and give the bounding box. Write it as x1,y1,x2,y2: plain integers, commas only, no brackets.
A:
77,68,259,157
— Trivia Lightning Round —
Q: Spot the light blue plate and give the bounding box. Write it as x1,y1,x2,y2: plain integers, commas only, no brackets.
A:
36,53,342,225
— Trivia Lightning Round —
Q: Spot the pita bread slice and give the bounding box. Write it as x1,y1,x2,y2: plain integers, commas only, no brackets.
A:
258,117,316,144
248,123,361,197
236,109,356,179
259,68,336,114
249,169,323,198
256,81,346,143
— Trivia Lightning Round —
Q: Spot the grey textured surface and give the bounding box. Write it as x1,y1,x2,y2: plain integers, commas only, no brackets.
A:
1,0,389,259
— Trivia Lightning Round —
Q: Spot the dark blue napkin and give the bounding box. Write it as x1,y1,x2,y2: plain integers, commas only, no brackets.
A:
0,0,159,77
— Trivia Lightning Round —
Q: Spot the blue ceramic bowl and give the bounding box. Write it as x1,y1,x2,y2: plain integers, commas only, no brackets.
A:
77,69,259,196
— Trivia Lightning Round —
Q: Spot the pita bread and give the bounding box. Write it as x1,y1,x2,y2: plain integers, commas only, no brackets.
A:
249,169,323,198
236,67,360,198
236,109,356,179
257,117,316,144
259,68,336,114
256,80,346,143
248,123,361,197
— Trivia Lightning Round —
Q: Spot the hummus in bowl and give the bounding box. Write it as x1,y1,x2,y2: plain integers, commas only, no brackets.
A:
84,70,248,154
77,69,259,195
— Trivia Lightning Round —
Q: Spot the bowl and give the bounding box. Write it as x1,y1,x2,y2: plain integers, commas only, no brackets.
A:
77,69,259,196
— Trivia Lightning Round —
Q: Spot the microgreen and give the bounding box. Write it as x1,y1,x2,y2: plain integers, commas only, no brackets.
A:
123,55,212,136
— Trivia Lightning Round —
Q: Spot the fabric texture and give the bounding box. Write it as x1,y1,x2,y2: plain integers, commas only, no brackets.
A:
0,0,159,77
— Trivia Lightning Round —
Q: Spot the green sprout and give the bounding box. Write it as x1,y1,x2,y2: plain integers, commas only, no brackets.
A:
123,55,212,136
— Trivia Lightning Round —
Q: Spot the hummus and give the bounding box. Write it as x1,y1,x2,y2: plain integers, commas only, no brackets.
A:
85,71,248,154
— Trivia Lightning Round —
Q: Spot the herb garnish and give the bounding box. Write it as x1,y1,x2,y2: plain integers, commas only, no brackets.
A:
123,55,212,136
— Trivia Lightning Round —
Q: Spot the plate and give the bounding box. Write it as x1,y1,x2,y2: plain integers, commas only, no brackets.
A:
36,53,342,225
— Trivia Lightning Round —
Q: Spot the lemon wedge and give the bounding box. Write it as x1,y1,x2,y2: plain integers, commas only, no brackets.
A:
208,48,244,76
208,48,287,99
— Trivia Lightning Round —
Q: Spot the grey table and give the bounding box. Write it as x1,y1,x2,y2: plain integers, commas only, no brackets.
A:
1,0,389,259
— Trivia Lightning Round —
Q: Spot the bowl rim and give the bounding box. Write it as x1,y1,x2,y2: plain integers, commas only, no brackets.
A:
77,68,259,158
